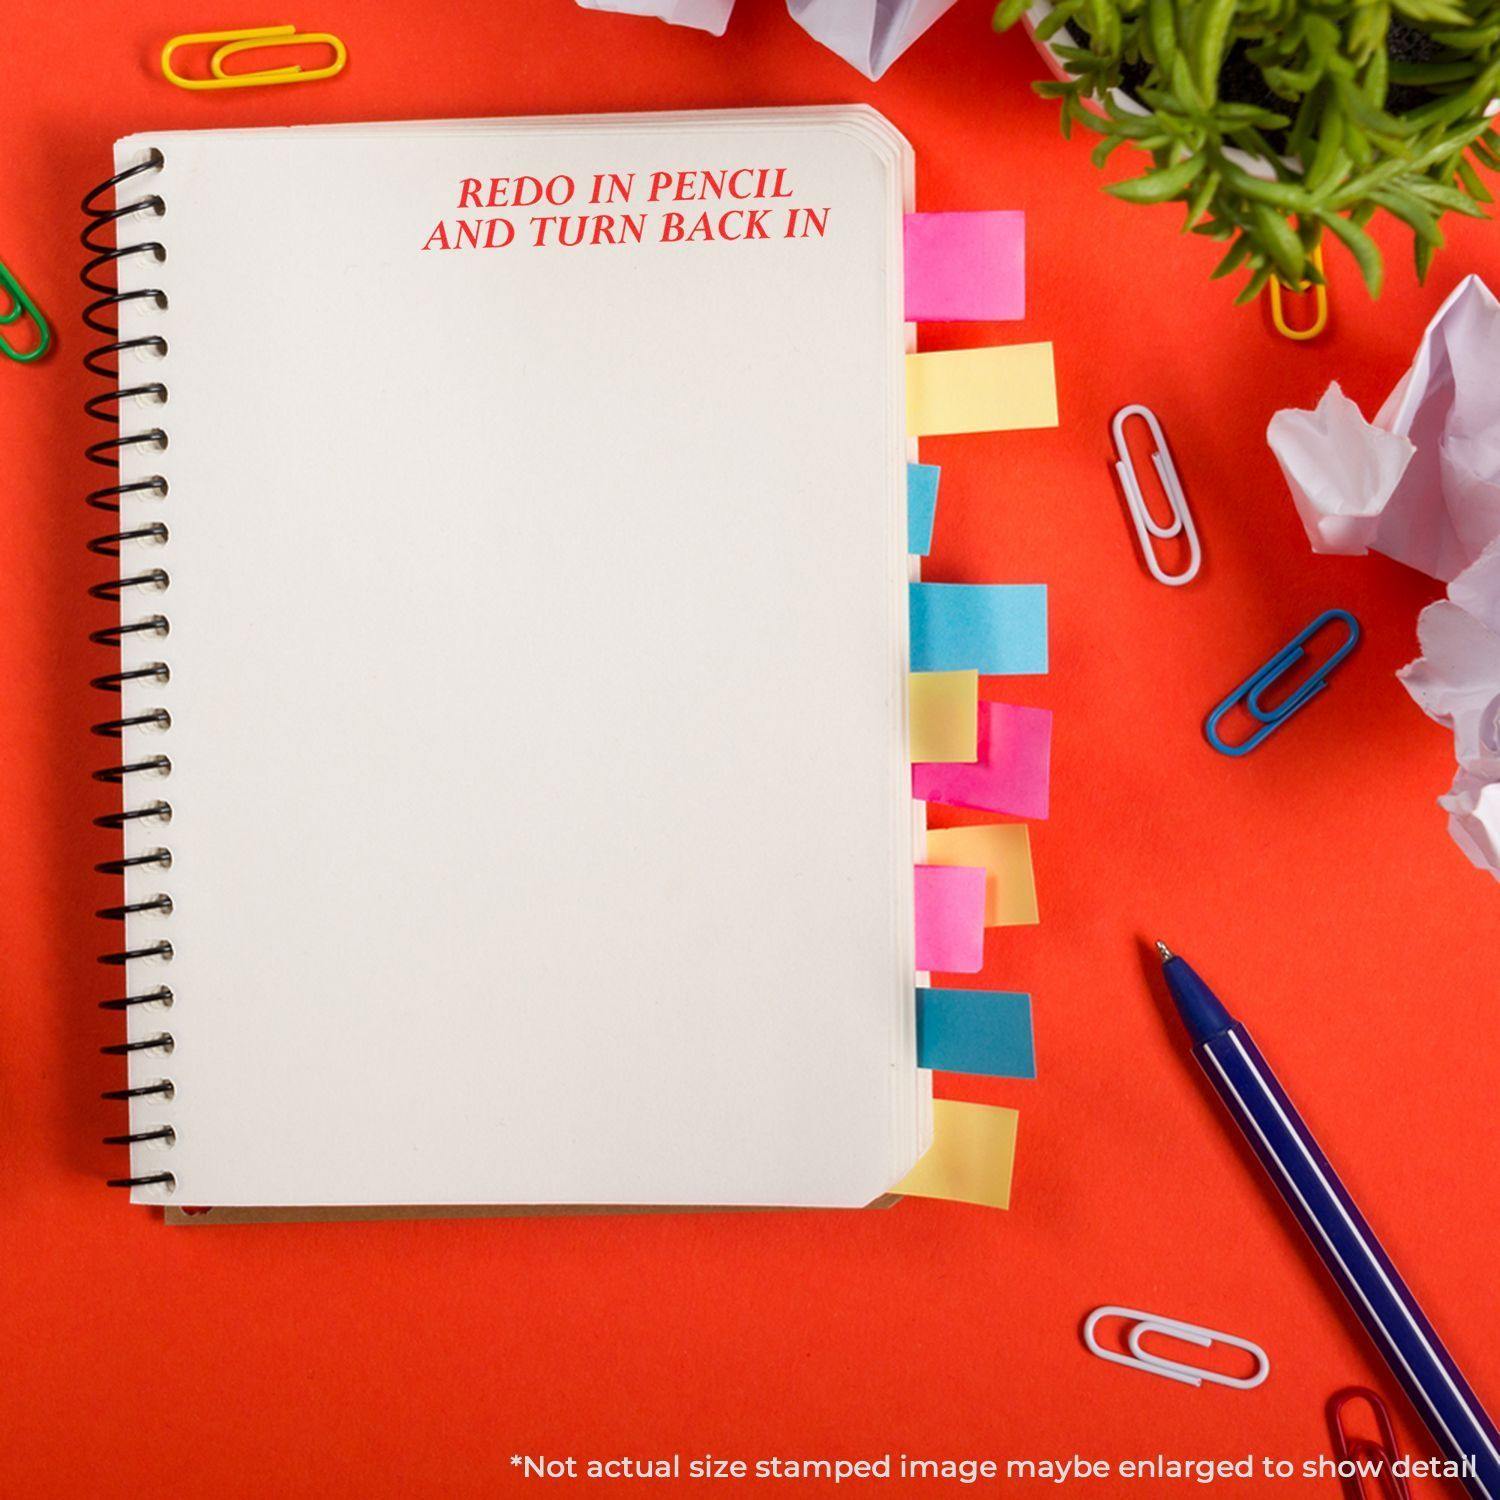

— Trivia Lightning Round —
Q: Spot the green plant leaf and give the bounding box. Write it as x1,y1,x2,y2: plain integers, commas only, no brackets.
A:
1363,43,1389,108
1342,115,1375,165
1193,0,1238,104
1429,23,1500,47
1303,13,1342,59
1091,134,1127,168
1348,1,1390,64
1407,57,1500,131
1235,261,1276,304
1085,0,1123,54
1369,184,1445,242
1404,177,1489,216
1136,84,1192,115
1219,162,1315,210
1074,110,1125,138
1389,61,1483,89
1210,234,1254,277
1147,0,1178,68
1392,0,1472,26
1263,63,1324,94
1250,202,1308,281
1183,167,1222,225
1101,100,1174,138
993,0,1032,31
1033,6,1077,42
1334,76,1416,139
1216,102,1294,129
1229,126,1303,174
1285,87,1319,161
1105,153,1206,201
1306,104,1353,193
1319,211,1385,294
1167,49,1206,112
1456,155,1494,203
1428,20,1500,43
1415,233,1437,281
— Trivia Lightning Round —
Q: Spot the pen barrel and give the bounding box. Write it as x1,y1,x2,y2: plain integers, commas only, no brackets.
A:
1198,1026,1500,1500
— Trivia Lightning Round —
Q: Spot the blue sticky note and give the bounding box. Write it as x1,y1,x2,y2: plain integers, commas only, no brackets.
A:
909,582,1048,674
907,463,940,556
917,988,1035,1079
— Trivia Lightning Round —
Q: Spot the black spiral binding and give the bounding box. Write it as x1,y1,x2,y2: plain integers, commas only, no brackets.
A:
84,149,177,1193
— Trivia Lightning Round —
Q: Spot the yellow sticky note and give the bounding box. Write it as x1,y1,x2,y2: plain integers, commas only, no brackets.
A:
896,1099,1018,1209
905,343,1059,437
924,823,1038,926
909,671,978,763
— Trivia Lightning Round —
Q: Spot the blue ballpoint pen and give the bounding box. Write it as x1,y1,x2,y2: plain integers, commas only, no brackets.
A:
1158,942,1500,1499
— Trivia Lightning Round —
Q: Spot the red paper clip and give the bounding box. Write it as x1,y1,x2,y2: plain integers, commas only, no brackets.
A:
1328,1387,1411,1500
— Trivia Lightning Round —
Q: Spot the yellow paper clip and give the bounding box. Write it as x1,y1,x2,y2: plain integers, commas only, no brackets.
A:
0,257,52,364
161,25,347,90
1268,244,1329,341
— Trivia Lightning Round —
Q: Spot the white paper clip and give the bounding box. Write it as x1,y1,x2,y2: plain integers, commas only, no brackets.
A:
1111,405,1202,587
1083,1306,1270,1389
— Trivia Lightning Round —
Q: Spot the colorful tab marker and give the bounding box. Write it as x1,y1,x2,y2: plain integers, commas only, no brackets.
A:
914,864,986,974
909,671,978,763
896,1099,1019,1209
924,823,1038,927
913,701,1052,818
905,343,1058,438
909,582,1048,675
917,988,1035,1079
907,462,940,556
903,211,1025,322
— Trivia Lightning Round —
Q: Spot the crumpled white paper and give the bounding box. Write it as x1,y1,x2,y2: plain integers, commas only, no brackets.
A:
1269,275,1500,582
1399,538,1500,772
576,0,734,36
1438,771,1500,875
1267,275,1500,880
1397,537,1500,875
574,0,959,79
1265,382,1415,556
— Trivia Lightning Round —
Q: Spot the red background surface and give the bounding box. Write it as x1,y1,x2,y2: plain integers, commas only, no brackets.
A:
3,1,1498,1494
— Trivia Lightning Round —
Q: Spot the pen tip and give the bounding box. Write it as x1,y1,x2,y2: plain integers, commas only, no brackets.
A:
1155,940,1173,963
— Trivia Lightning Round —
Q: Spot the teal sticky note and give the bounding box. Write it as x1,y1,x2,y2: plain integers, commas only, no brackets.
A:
908,463,940,556
909,582,1047,674
917,988,1035,1078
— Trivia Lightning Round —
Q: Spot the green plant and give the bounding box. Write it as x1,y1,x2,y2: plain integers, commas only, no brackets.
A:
992,0,1500,298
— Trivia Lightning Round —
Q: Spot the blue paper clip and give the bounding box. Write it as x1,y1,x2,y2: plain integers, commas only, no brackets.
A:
1205,609,1360,756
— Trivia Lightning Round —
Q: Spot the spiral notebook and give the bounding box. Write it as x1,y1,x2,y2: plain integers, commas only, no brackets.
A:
92,107,929,1213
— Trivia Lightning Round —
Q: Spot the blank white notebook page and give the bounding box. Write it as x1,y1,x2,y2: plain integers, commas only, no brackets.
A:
112,108,922,1207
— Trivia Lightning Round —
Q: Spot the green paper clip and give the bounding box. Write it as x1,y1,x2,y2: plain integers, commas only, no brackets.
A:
0,258,52,363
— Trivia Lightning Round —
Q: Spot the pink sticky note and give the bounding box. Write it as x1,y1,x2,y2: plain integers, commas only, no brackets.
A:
904,211,1025,322
913,702,1052,819
914,865,986,974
